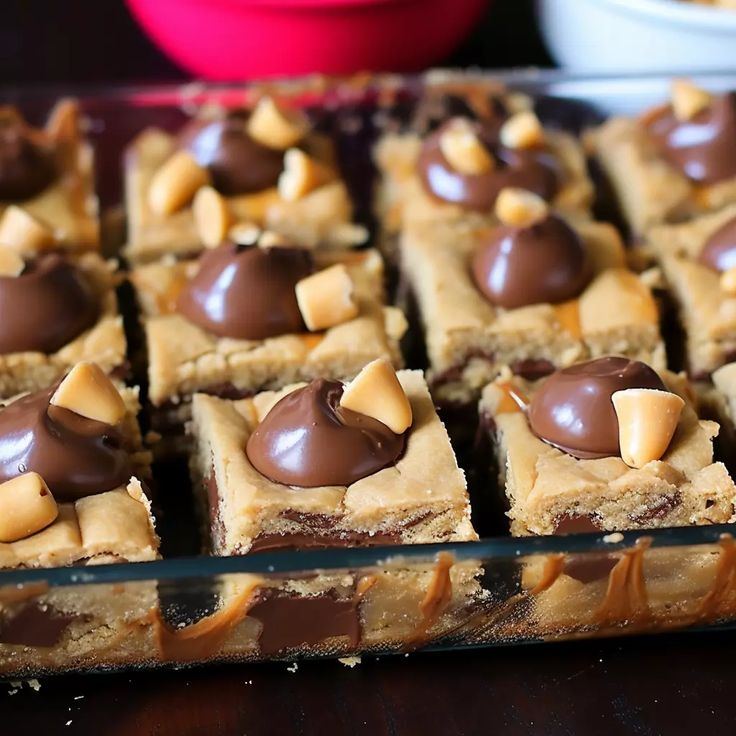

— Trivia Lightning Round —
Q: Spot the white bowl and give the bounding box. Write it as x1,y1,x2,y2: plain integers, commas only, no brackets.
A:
537,0,736,73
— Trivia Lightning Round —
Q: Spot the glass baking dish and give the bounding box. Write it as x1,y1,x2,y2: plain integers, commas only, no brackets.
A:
2,69,736,677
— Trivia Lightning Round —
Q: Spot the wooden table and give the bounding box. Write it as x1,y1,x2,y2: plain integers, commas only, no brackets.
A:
3,630,735,735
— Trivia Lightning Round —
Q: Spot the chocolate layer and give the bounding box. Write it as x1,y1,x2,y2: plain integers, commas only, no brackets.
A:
0,602,78,647
248,589,361,656
647,93,736,185
180,112,284,195
177,243,312,340
417,118,559,212
700,215,736,272
472,215,590,309
0,254,99,355
246,379,405,487
0,114,56,200
528,357,666,459
0,384,131,501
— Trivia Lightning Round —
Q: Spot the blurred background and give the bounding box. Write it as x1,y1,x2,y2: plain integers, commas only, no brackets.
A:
0,0,548,86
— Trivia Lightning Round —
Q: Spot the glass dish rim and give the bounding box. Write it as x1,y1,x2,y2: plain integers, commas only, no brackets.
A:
1,66,735,590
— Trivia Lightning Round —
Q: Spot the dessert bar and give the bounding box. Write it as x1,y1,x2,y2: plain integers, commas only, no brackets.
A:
403,188,664,405
125,96,363,264
0,362,159,672
479,356,736,536
587,79,736,235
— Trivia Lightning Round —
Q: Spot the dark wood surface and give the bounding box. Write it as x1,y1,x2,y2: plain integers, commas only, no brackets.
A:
3,630,736,735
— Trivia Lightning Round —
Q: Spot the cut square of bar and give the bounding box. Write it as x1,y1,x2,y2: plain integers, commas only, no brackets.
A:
586,80,736,236
131,245,405,449
124,96,362,264
0,364,159,674
479,359,736,537
647,204,736,379
190,369,476,555
0,101,98,253
402,207,664,406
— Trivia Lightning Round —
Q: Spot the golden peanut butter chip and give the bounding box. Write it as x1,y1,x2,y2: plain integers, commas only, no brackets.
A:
671,79,712,122
295,263,358,331
0,472,58,543
0,245,25,277
193,185,232,248
340,358,412,434
247,96,308,151
494,187,550,227
438,119,494,176
499,111,545,150
278,148,333,202
612,388,685,469
148,151,210,216
0,205,55,255
50,362,126,425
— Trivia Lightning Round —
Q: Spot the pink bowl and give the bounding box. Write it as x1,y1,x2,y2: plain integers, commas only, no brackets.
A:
126,0,490,80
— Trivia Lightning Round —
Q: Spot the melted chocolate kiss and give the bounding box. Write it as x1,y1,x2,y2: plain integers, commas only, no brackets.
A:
528,357,666,459
0,384,131,501
417,118,559,212
0,254,99,355
177,243,313,341
246,379,406,487
179,112,285,195
647,93,736,185
700,215,736,272
0,115,56,200
472,215,590,309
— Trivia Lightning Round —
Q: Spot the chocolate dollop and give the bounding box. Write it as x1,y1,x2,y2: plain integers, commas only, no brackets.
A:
0,384,131,501
472,215,590,309
0,115,56,200
528,357,666,459
647,93,736,185
177,243,313,340
417,118,559,212
180,112,285,195
246,379,406,487
700,215,736,272
0,254,99,355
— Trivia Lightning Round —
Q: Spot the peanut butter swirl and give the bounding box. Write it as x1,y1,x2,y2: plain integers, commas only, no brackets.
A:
0,113,56,200
179,112,284,195
0,384,130,501
647,93,736,185
246,379,406,487
417,119,559,212
0,254,99,355
176,243,313,340
528,357,665,459
472,214,590,309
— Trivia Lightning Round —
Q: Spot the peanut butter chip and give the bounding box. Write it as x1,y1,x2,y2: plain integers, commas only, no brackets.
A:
494,187,550,227
50,362,126,425
0,245,25,277
671,79,712,122
0,472,58,543
340,358,412,434
295,263,358,331
193,186,232,248
247,97,309,151
438,119,494,176
148,151,210,216
0,205,55,255
612,388,685,469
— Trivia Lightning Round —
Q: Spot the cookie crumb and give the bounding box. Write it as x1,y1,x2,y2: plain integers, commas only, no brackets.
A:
603,532,624,544
338,656,362,668
286,662,298,673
